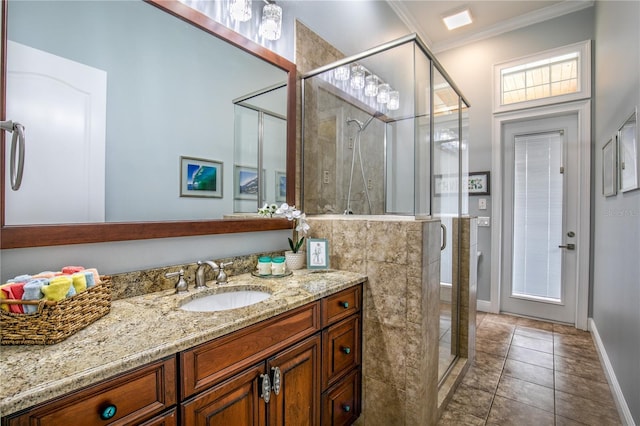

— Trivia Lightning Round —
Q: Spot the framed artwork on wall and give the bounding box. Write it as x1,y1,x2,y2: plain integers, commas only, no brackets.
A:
602,137,617,197
180,156,223,198
434,172,490,196
618,107,639,192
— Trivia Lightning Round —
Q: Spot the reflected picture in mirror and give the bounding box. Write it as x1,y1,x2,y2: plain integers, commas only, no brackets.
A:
276,171,287,202
235,165,259,200
180,156,223,198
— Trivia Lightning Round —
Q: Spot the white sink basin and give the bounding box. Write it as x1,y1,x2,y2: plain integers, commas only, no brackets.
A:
180,290,272,312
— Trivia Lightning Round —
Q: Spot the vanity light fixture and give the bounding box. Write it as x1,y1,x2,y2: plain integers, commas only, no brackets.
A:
334,65,350,81
387,90,400,110
260,0,282,41
377,83,390,104
350,65,365,90
442,8,472,30
230,0,252,22
364,75,379,97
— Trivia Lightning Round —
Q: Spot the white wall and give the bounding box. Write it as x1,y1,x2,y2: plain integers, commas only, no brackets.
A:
592,1,640,423
436,7,595,302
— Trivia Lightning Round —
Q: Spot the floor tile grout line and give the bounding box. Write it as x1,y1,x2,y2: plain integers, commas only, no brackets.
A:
482,327,515,425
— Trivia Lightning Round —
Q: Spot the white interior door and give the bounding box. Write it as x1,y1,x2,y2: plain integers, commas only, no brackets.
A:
5,40,106,225
501,113,579,324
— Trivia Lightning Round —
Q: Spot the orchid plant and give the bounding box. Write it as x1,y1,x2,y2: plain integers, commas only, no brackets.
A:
259,202,310,253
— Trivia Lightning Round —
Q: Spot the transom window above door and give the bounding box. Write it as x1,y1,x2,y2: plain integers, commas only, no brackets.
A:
494,40,591,113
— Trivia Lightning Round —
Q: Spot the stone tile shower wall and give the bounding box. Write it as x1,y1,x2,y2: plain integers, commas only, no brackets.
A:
307,216,442,425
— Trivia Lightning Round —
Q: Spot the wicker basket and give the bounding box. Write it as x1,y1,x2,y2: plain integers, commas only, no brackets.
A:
0,276,112,345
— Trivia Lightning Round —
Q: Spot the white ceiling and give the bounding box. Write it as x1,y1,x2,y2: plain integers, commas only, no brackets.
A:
388,0,594,52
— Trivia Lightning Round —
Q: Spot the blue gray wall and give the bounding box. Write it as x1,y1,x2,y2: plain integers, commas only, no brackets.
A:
592,1,640,422
436,8,596,302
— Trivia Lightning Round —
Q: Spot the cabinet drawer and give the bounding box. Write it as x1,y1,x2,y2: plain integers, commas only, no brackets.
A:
181,301,320,398
321,369,361,426
322,315,360,388
5,357,176,426
138,408,177,426
321,285,361,327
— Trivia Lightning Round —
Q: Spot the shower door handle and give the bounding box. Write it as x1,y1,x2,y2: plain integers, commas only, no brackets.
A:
440,223,447,251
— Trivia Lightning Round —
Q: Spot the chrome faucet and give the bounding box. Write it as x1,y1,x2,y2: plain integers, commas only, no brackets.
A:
195,260,219,288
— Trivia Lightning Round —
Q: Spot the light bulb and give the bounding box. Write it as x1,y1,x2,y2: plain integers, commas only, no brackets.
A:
229,0,251,22
350,65,365,90
377,83,390,104
260,3,282,41
387,90,400,110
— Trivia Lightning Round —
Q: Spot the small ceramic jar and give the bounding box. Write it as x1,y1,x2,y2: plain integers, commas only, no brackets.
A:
257,256,272,275
271,256,286,275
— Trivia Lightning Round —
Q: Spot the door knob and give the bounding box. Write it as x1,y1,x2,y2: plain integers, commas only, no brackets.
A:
558,243,575,250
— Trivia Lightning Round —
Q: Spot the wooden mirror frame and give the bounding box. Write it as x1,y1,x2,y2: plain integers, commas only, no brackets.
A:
0,0,296,249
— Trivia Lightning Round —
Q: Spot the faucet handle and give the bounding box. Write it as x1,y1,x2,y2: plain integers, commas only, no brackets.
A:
165,269,188,294
216,262,233,284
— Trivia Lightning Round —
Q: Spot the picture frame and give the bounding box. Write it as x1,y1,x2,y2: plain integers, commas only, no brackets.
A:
307,238,329,270
618,107,639,193
468,171,490,195
275,170,287,202
180,156,223,198
602,137,617,197
434,171,490,196
234,165,258,200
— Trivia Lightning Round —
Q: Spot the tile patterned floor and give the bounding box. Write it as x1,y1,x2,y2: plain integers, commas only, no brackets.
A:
438,313,622,426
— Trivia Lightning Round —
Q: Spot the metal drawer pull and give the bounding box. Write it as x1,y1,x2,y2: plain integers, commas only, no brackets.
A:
340,301,349,309
260,373,271,403
342,346,351,354
271,366,281,395
342,404,351,412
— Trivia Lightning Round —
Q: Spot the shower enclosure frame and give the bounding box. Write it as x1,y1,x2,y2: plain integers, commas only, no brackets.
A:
300,33,470,217
300,33,470,386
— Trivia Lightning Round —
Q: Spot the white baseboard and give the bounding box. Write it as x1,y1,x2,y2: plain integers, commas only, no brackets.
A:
588,318,636,426
477,300,493,313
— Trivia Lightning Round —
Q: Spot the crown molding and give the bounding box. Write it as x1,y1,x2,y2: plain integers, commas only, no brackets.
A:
385,0,433,48
388,0,594,54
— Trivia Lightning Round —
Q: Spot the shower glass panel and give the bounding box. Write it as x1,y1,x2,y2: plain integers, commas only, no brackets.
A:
301,34,470,385
233,85,287,213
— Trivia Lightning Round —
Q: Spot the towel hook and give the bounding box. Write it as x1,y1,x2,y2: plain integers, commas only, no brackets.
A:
1,120,26,190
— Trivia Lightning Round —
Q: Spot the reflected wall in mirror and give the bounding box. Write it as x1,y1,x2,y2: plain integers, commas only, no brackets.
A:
1,0,296,248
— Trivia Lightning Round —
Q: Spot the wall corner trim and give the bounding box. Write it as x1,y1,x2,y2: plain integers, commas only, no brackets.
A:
588,318,637,426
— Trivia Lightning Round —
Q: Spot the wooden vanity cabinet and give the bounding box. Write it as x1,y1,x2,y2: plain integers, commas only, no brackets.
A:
3,357,177,426
2,283,363,426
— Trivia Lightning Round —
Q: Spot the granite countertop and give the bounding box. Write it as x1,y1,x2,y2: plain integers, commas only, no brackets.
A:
0,269,366,417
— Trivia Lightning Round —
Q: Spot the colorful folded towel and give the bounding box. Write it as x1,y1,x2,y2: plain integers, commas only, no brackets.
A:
71,272,87,293
82,270,96,288
84,268,101,285
0,282,26,313
41,276,73,301
62,266,85,275
8,274,31,283
22,278,49,314
33,271,58,279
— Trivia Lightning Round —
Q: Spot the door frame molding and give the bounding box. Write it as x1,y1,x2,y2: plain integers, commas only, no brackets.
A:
490,99,591,329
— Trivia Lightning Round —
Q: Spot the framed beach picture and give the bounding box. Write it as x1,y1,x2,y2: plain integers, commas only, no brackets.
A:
618,107,639,192
275,170,287,202
307,238,329,270
180,156,222,198
602,137,617,197
234,165,258,200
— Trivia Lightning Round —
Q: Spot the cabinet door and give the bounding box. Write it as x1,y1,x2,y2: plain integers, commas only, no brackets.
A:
181,364,267,426
267,334,321,426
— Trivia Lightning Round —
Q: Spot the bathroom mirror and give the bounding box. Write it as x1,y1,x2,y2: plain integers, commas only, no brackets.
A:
0,0,296,248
